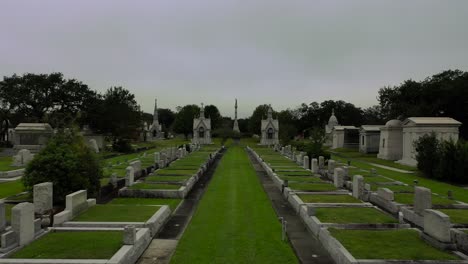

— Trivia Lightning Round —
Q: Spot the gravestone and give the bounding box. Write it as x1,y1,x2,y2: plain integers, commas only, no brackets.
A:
125,166,135,187
342,166,349,179
123,225,137,245
11,202,34,246
333,168,345,188
353,175,364,199
110,173,118,186
318,156,325,169
0,202,5,231
414,187,432,214
12,149,33,166
328,160,336,174
33,182,53,214
424,209,452,243
66,190,88,218
89,139,99,153
154,152,160,163
377,188,394,201
311,159,318,173
303,156,310,170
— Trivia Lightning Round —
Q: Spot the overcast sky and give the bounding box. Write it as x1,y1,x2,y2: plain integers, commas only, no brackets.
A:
1,0,468,118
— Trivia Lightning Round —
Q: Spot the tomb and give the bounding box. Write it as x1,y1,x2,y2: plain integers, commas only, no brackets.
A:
359,125,382,154
13,123,53,153
324,109,339,147
331,126,359,149
192,103,212,145
260,105,279,145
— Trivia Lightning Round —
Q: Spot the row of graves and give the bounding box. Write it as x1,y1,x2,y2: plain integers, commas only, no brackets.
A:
248,144,468,264
0,143,221,263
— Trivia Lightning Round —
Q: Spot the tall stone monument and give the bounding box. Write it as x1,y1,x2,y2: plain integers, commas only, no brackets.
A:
260,105,279,145
192,103,212,145
233,99,240,133
148,98,163,140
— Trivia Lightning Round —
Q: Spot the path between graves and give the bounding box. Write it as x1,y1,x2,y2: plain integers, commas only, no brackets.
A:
136,148,225,264
247,151,334,264
169,146,297,263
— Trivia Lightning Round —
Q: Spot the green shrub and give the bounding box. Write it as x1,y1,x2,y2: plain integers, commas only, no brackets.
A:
22,129,102,205
112,138,133,153
414,133,440,179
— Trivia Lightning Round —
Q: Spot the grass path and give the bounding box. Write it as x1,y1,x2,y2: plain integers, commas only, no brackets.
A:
171,146,297,264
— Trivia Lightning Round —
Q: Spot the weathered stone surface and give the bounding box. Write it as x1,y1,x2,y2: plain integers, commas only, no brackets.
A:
307,206,316,216
377,188,394,201
12,149,33,166
333,168,345,188
311,159,318,173
303,156,310,170
154,152,160,163
328,160,336,174
66,190,88,218
89,139,99,153
414,186,432,214
318,156,324,169
12,202,34,246
364,183,371,191
0,202,5,231
130,160,142,173
352,175,364,199
33,182,53,214
123,225,137,245
125,166,135,187
424,209,451,243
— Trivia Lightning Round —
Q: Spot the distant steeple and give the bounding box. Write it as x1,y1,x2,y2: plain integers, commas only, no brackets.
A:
267,104,273,119
200,103,205,119
233,98,240,133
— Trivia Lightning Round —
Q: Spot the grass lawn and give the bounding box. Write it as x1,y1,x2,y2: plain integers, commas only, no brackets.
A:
329,229,459,260
0,156,22,171
370,184,413,192
288,182,337,192
128,183,181,190
363,176,394,183
171,146,297,263
11,231,122,259
145,175,190,182
0,180,25,199
315,207,397,224
276,171,312,176
332,155,468,203
155,169,196,176
438,209,468,224
394,193,454,205
73,204,160,222
109,198,182,211
298,194,362,203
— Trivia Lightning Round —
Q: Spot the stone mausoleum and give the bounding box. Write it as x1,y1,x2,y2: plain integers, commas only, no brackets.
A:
260,105,279,145
377,119,404,161
192,103,212,145
331,126,359,149
13,123,54,153
148,98,163,140
324,109,339,147
359,125,382,154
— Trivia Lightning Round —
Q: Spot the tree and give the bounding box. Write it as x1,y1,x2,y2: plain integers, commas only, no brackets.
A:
277,110,298,144
88,87,142,145
414,133,440,179
157,108,175,131
0,73,97,127
22,129,102,204
203,105,222,130
248,104,273,135
173,104,200,139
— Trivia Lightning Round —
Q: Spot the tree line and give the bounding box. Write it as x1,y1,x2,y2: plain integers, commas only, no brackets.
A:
1,69,467,146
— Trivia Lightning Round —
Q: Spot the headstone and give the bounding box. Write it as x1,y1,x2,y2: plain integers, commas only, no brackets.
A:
352,175,364,199
311,159,318,173
110,173,118,186
154,152,160,163
130,160,142,173
66,190,88,218
303,156,310,170
333,168,345,188
125,166,135,187
33,182,53,214
12,149,33,166
343,166,349,178
364,183,371,191
328,160,336,174
377,188,394,201
423,209,452,243
0,202,5,231
307,206,316,216
89,139,99,153
398,212,405,224
318,156,325,169
414,187,432,214
123,225,137,245
11,203,34,246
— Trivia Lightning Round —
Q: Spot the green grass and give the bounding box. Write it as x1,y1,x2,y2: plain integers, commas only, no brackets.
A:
73,204,161,222
329,229,459,260
315,207,397,224
288,182,337,192
298,194,362,203
128,183,181,190
0,156,22,171
0,180,25,199
332,154,468,203
109,198,182,211
276,171,312,176
11,231,122,259
280,176,325,183
370,184,413,192
439,209,468,224
363,176,393,183
155,169,197,176
394,193,454,205
145,175,190,182
331,148,418,171
171,146,297,263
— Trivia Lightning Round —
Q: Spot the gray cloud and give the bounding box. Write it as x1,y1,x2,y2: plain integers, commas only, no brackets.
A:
1,0,468,118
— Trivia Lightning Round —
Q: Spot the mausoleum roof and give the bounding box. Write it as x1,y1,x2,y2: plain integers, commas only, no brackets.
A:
385,119,402,127
15,123,53,132
333,126,358,131
404,117,462,126
360,125,382,132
